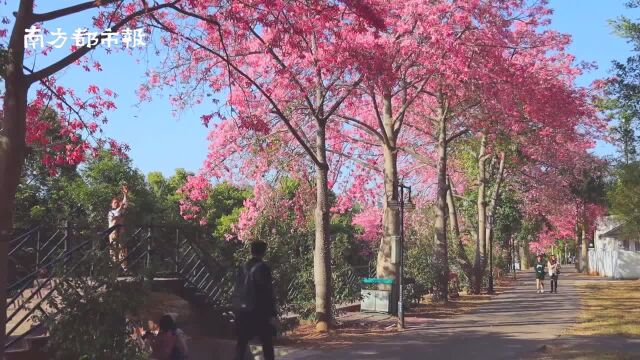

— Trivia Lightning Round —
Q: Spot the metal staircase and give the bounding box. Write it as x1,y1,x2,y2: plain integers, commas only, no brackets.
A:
175,238,232,308
5,224,229,354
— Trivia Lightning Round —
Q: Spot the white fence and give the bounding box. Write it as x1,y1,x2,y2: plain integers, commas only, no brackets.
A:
588,249,640,279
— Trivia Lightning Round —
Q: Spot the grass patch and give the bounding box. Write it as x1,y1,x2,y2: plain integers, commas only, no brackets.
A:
572,280,640,337
527,279,640,360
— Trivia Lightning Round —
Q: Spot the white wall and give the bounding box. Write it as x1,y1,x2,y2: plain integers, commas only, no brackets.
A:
589,248,640,279
618,250,640,279
594,216,621,251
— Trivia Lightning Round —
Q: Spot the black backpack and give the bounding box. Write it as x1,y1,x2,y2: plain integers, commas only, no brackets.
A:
232,262,262,313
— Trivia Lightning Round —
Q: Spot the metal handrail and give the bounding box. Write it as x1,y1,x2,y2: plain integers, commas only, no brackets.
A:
173,240,230,308
5,223,233,350
39,236,66,265
5,224,147,350
9,225,42,247
39,230,62,253
8,233,35,257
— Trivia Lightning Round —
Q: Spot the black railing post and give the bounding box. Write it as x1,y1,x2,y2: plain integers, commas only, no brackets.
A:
175,228,180,273
146,224,153,272
36,230,41,271
64,220,71,269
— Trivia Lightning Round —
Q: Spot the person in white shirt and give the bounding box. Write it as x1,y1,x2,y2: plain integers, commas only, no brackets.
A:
108,185,129,271
547,255,561,293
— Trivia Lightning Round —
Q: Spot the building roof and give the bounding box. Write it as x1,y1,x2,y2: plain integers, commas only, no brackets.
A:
600,224,623,239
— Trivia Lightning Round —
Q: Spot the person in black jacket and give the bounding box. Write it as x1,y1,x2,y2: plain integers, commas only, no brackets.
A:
234,240,277,360
534,254,546,294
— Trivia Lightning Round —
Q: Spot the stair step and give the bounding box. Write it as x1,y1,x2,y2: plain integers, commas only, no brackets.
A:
4,335,49,360
26,334,49,352
4,348,33,360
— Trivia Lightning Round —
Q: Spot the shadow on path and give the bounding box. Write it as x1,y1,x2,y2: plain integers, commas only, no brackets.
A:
279,269,639,360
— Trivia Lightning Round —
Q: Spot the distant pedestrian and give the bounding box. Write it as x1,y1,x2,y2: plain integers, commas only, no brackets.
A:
547,255,561,293
534,254,546,294
233,240,277,360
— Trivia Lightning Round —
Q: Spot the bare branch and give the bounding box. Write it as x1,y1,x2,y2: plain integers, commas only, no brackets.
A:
33,0,123,23
27,0,182,83
393,77,429,136
322,76,363,122
326,149,382,173
446,128,470,145
399,146,435,167
338,115,383,141
148,16,323,168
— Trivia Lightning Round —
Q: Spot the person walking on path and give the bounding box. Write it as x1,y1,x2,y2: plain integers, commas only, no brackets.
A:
534,254,546,294
108,185,129,271
547,255,561,293
233,240,277,360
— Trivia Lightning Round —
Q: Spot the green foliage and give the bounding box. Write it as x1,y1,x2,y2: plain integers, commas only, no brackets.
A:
404,237,435,304
147,169,192,225
14,110,81,228
403,207,438,304
41,249,150,360
206,182,251,237
14,150,155,230
74,151,155,228
233,178,372,320
608,161,640,235
605,1,640,164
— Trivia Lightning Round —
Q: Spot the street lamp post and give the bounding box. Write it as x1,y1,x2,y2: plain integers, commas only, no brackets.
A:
388,183,414,330
487,214,495,294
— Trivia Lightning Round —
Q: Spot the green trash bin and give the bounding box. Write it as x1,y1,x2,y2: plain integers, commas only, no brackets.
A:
360,278,394,314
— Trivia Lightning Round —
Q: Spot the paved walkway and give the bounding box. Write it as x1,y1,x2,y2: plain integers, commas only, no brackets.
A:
277,269,600,360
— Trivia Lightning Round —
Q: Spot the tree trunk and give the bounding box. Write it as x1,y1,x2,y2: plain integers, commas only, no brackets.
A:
432,112,449,303
1,0,32,348
519,239,530,269
486,153,505,244
313,124,332,331
376,92,400,289
446,177,472,282
485,152,505,282
312,55,332,331
580,225,589,274
471,135,489,294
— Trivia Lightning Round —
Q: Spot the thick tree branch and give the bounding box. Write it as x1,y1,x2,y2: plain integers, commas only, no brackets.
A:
446,128,470,145
393,77,429,136
27,0,181,83
322,76,363,123
326,149,382,173
370,91,392,148
338,115,383,141
148,17,323,168
399,146,435,167
33,0,123,23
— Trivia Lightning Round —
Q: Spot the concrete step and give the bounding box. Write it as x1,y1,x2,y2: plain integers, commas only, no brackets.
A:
4,336,49,360
6,285,58,341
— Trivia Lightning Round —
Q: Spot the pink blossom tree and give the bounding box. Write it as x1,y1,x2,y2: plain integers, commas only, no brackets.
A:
0,0,199,345
141,0,383,330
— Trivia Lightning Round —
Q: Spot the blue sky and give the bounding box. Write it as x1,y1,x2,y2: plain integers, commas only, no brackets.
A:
13,0,639,176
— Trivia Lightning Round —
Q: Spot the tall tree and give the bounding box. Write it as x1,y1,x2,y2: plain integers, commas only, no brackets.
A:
142,0,382,331
1,0,195,344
